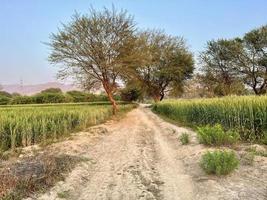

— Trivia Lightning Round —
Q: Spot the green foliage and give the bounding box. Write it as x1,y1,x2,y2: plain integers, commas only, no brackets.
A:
0,90,122,105
0,91,12,98
33,93,67,104
0,96,11,105
179,133,189,145
94,93,109,101
262,132,267,145
120,86,142,102
133,30,194,102
199,25,267,95
200,150,239,175
11,93,21,97
197,124,239,146
48,7,140,114
41,88,63,94
0,103,135,152
10,96,34,105
153,96,267,141
199,39,246,96
66,90,92,102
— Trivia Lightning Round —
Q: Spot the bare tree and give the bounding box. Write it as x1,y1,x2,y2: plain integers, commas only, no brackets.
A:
48,7,140,114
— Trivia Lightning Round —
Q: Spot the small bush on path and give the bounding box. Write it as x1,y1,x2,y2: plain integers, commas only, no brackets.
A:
179,133,189,145
200,150,239,175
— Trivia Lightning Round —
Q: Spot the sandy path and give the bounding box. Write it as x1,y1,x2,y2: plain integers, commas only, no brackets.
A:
30,106,193,200
28,106,267,200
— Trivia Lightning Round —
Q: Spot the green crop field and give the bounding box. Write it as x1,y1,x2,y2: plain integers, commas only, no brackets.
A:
152,96,267,141
0,103,135,151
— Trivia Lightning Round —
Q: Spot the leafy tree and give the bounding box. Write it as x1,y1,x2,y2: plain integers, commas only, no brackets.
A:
41,88,62,94
94,93,109,102
233,25,267,95
12,92,21,97
131,30,194,101
48,7,140,114
199,39,246,96
0,96,10,105
66,90,92,102
10,96,34,104
34,93,67,104
199,25,267,95
120,84,142,102
0,91,12,98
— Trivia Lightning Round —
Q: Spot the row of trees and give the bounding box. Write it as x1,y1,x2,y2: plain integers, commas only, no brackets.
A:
45,7,265,113
0,88,117,105
2,8,265,111
48,7,194,114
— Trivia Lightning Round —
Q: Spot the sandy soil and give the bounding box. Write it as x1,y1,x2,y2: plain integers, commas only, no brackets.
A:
25,106,267,200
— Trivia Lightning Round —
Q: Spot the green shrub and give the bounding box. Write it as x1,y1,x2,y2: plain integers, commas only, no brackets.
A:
33,93,67,104
41,88,63,94
120,86,142,102
94,93,109,101
10,96,34,104
200,150,239,175
11,92,21,97
197,124,239,146
179,133,189,145
66,90,92,102
0,96,11,105
0,91,12,98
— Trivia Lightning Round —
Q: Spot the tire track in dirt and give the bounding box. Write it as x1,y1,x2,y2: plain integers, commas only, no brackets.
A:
27,106,267,200
30,106,194,200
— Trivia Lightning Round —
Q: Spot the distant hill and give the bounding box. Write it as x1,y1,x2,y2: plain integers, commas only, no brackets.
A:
2,82,79,95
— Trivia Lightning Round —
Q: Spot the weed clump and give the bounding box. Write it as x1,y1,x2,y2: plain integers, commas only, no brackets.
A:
197,124,239,146
179,133,189,145
241,152,255,165
200,150,239,175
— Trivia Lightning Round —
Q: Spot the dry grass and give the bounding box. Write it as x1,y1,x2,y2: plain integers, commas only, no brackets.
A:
0,153,84,199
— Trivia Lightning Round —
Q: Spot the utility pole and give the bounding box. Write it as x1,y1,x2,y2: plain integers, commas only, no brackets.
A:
20,78,24,94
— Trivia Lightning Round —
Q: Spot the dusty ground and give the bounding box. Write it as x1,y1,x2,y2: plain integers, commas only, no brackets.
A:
20,105,267,200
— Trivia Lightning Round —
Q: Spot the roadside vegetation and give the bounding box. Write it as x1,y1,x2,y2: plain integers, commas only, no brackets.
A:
0,103,135,152
200,150,239,175
152,96,267,142
179,133,190,145
197,124,239,146
0,152,85,200
0,88,121,105
0,5,266,198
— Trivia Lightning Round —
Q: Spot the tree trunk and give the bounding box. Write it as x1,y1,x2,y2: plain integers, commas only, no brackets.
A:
107,92,118,115
160,93,165,101
153,95,161,103
102,81,118,115
252,85,260,95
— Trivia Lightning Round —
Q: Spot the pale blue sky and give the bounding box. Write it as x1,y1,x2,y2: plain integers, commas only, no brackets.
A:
1,0,266,85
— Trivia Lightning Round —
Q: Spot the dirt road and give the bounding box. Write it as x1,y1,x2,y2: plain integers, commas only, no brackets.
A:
29,106,267,200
